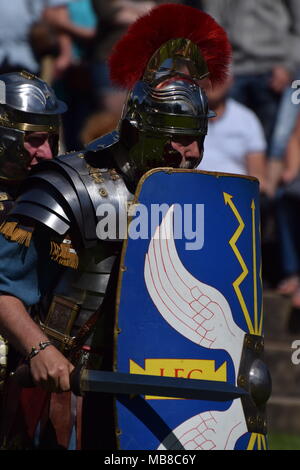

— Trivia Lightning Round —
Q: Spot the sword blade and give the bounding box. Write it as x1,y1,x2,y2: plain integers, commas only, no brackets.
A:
76,369,246,401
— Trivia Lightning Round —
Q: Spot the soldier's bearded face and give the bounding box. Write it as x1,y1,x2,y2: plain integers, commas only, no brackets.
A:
163,136,203,169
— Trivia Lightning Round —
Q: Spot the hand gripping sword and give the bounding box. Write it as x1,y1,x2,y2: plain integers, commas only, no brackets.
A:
13,363,246,402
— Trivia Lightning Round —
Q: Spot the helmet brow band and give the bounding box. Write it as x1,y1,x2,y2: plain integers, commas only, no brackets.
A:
0,118,58,133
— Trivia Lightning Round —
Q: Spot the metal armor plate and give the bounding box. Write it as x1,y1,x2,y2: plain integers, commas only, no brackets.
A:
114,169,269,450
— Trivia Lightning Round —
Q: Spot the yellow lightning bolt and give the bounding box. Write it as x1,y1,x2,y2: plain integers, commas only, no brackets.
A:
224,193,254,334
225,196,266,452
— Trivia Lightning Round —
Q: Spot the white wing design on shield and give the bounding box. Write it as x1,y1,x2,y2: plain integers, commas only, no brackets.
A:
144,205,245,374
157,399,247,450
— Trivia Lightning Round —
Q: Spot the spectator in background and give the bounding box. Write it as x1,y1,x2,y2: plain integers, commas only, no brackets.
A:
198,76,267,188
80,111,119,145
265,79,300,199
202,0,300,148
46,0,98,150
274,116,300,302
42,0,97,79
0,0,72,76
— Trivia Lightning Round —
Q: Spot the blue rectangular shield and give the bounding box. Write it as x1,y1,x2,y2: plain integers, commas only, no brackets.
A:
114,169,268,450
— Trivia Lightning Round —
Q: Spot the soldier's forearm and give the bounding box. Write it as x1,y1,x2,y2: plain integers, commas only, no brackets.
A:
0,295,74,392
0,295,49,357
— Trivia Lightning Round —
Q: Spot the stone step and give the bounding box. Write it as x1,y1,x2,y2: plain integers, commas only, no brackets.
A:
263,291,298,342
267,397,300,434
257,291,300,434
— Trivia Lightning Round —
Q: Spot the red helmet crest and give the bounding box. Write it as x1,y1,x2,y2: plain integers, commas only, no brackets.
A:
109,4,232,89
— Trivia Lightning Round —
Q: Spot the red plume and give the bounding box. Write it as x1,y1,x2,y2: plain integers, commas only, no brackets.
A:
109,4,232,89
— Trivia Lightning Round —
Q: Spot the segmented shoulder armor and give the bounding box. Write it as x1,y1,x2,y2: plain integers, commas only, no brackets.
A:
10,133,132,249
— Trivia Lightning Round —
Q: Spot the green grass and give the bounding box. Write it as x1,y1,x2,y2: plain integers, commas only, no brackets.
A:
268,434,300,450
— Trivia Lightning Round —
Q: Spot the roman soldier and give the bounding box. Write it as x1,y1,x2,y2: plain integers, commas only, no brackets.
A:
0,70,66,400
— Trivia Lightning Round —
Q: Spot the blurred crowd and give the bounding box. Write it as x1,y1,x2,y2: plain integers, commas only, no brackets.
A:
1,0,300,304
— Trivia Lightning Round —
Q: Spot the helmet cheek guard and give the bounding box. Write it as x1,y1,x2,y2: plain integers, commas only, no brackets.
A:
0,129,32,180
